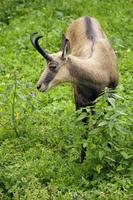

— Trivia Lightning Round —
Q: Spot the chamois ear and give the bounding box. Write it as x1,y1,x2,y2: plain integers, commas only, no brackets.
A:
61,34,70,59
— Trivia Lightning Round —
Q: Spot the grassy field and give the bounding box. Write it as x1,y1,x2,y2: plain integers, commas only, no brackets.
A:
0,0,133,199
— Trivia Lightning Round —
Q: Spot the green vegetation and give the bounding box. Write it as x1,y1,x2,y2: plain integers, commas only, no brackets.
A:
0,0,133,199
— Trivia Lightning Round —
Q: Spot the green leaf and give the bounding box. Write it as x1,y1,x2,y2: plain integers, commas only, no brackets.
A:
107,97,116,108
83,142,87,148
76,112,87,121
112,93,124,99
98,121,107,127
98,151,104,160
95,164,102,174
120,151,129,159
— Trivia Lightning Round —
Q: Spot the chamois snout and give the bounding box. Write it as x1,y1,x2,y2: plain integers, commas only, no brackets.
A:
37,84,41,90
36,80,49,92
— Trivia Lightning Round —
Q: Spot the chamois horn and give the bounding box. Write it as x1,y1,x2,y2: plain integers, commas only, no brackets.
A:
30,32,53,61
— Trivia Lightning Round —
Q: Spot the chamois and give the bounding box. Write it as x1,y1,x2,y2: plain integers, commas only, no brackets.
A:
30,16,118,162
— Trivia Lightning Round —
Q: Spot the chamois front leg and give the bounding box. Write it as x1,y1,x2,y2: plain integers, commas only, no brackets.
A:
74,84,97,163
80,106,96,163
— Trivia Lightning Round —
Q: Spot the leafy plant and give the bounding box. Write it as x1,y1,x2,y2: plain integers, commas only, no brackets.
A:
0,0,133,199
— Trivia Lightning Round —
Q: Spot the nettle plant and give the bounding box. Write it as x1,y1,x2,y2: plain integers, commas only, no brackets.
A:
81,90,132,175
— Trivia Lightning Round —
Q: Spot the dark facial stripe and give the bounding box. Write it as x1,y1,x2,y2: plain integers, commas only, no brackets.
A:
43,71,56,85
84,16,96,41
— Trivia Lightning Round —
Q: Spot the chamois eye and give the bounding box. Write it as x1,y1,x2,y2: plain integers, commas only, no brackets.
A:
49,64,57,71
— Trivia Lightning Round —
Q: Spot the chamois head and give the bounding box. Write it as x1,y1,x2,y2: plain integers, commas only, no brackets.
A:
30,32,71,92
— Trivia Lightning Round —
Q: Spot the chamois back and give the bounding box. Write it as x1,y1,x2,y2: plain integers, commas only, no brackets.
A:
66,16,105,57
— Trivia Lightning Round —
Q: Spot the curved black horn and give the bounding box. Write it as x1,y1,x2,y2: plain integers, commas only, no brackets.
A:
30,32,53,61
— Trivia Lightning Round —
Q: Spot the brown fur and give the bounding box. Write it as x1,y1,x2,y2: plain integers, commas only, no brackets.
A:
63,17,118,108
36,16,118,108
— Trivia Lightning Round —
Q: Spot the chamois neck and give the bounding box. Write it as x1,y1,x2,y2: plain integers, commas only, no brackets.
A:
66,55,89,85
71,41,93,58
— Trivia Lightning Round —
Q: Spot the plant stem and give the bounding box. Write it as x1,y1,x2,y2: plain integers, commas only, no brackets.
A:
11,73,19,137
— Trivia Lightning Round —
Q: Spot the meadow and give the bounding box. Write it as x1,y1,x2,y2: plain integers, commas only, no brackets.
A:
0,0,133,199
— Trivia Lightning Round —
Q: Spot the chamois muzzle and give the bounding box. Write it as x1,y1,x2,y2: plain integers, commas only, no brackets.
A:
30,32,53,61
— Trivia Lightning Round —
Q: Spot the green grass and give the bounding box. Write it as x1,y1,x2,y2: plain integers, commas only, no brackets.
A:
0,0,133,199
